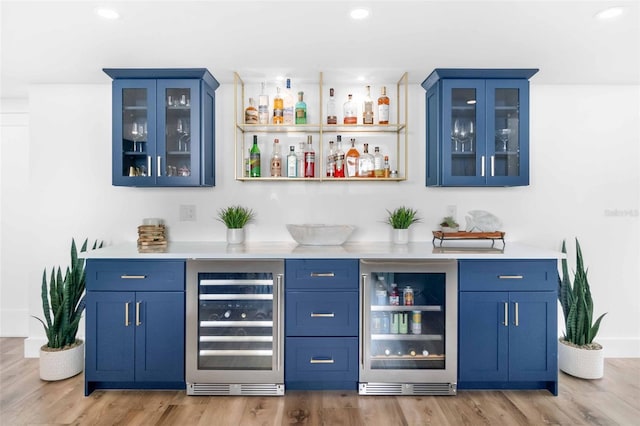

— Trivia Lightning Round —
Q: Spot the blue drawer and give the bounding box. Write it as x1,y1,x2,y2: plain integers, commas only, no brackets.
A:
285,259,358,290
285,337,358,389
86,260,185,291
286,291,358,337
459,259,557,292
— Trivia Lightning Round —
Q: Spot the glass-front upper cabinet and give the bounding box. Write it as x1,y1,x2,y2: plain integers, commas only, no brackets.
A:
422,69,537,187
105,69,219,187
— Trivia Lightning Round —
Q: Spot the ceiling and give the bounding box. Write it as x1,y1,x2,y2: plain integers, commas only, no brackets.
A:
1,0,639,98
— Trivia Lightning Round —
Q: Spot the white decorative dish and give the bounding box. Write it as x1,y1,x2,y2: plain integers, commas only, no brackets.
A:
286,224,356,246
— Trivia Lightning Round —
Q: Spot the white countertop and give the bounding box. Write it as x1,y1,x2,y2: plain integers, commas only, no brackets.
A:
82,241,563,260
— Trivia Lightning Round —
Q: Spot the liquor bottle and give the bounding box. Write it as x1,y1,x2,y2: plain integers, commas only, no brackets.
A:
304,135,315,177
378,86,389,125
245,97,258,124
334,135,345,178
375,275,387,305
345,138,360,177
343,94,357,124
250,135,261,177
326,87,337,125
389,283,400,306
383,155,390,178
295,91,307,124
358,143,374,177
283,78,294,125
363,85,374,125
297,141,305,177
326,140,336,177
258,82,269,125
286,145,297,177
244,148,251,177
373,146,384,178
272,86,283,124
270,138,282,177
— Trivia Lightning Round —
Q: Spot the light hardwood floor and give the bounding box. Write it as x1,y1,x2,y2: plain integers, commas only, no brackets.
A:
1,338,639,425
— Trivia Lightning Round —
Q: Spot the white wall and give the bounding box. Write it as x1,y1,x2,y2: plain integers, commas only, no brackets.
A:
1,82,638,357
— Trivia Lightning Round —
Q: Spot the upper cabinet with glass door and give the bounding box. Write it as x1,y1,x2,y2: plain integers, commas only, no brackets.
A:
104,68,219,187
422,69,538,187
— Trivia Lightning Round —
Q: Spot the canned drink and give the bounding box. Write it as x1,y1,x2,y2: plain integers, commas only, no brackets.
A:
398,312,409,334
403,286,414,306
411,310,422,334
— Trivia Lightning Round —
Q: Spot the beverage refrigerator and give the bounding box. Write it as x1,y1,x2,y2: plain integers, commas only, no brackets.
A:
185,260,285,395
359,260,458,395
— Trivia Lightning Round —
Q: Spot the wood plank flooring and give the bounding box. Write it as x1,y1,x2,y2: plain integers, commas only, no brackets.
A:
1,337,639,425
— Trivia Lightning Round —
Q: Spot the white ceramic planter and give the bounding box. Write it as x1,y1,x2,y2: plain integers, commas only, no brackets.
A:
392,228,409,244
226,228,245,244
558,339,604,379
39,340,84,381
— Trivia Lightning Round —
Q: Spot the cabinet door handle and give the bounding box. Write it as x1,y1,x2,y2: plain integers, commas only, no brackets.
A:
310,358,335,364
157,156,162,177
491,155,495,177
125,302,130,326
310,272,335,277
310,313,335,318
135,301,142,326
481,156,486,177
514,302,519,327
120,275,147,279
503,302,508,326
147,156,152,177
498,275,523,279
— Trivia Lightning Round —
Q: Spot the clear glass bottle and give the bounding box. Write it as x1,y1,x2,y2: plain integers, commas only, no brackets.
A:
250,135,261,177
384,155,390,178
270,138,282,177
297,141,305,178
334,135,345,178
258,82,269,125
283,78,294,125
363,85,374,125
326,140,336,177
295,91,307,124
358,143,374,177
272,87,283,124
378,86,389,125
373,146,384,178
345,137,360,177
343,94,357,125
286,145,297,178
327,87,337,125
304,135,315,177
245,97,258,124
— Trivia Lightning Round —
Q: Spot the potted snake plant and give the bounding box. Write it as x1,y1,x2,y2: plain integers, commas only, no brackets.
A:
558,238,607,379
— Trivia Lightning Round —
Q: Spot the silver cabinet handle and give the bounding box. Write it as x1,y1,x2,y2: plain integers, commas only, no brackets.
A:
276,274,283,372
310,272,335,277
125,302,130,326
481,155,485,177
498,275,523,279
310,313,335,318
136,301,142,326
503,302,508,327
514,302,519,327
360,273,367,367
310,358,335,364
147,156,152,176
157,156,161,177
491,155,495,177
120,275,147,279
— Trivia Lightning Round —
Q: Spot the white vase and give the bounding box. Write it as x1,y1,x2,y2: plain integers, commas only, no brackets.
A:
392,228,409,244
558,339,604,379
39,339,84,381
226,228,245,244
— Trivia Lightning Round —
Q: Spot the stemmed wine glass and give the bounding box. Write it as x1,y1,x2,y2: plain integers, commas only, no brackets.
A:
497,129,511,152
176,119,190,152
131,122,146,152
452,119,462,152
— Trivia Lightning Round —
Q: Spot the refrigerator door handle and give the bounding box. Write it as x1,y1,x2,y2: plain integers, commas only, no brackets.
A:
276,274,283,372
360,273,367,367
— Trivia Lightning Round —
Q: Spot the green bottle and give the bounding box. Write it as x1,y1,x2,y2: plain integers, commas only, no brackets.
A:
250,135,261,177
295,91,307,124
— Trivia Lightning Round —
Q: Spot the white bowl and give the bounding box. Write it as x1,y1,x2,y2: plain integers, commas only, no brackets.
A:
286,224,355,246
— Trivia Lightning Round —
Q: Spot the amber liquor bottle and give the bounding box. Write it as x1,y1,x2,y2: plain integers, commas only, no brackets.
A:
378,86,389,125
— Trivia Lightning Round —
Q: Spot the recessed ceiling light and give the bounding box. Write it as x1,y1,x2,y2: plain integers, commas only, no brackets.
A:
350,8,370,20
95,8,120,20
595,7,624,20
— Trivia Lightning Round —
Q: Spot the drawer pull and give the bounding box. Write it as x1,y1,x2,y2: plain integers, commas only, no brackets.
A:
498,275,523,280
125,302,130,326
121,275,147,279
310,358,335,364
310,313,335,318
310,272,335,277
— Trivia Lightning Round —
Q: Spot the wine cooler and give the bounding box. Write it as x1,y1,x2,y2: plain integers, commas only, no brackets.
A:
186,260,284,396
359,260,458,395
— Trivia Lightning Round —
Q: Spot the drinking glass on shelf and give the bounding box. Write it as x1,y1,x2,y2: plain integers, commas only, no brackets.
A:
131,122,146,152
452,119,461,152
496,128,511,152
176,119,190,152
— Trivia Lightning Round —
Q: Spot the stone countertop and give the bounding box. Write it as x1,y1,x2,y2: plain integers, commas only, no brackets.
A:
82,241,563,260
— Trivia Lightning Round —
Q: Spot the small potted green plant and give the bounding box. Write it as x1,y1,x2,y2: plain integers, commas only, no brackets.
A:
385,206,421,244
217,205,255,244
439,216,460,233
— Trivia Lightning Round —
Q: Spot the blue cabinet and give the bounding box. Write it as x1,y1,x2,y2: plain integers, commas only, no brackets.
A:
422,69,538,187
457,260,558,395
284,259,359,390
104,68,218,187
84,260,186,395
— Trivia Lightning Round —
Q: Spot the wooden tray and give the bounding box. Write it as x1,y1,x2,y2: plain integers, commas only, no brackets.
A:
432,230,505,248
